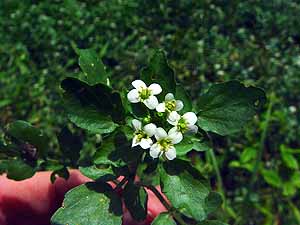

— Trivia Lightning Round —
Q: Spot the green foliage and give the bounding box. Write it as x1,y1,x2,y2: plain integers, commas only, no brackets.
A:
151,213,176,225
196,81,266,135
51,182,122,225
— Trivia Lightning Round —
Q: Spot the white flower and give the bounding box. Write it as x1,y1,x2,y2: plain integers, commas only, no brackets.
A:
167,111,198,136
156,93,183,113
127,80,162,109
131,119,157,149
149,127,183,160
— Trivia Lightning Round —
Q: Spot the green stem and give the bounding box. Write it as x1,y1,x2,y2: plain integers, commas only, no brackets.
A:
249,92,275,189
137,182,187,225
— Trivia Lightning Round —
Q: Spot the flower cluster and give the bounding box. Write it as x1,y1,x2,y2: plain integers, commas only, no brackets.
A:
127,80,198,160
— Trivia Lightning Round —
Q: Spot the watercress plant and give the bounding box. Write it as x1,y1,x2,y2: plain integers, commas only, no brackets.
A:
1,48,266,225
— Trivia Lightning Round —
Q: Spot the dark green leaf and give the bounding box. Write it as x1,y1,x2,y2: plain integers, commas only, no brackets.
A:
151,213,176,225
51,182,122,225
79,165,116,181
6,159,35,181
7,120,48,157
64,94,118,134
176,84,192,112
75,48,108,85
123,181,148,221
196,81,266,135
198,220,229,225
204,191,223,215
160,161,210,221
50,167,70,183
141,49,176,97
58,127,82,164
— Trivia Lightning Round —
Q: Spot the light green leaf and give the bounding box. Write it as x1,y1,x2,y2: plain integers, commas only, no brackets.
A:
141,49,176,97
280,145,299,170
51,182,122,225
196,81,266,135
151,213,176,225
240,147,257,163
261,169,282,188
160,162,210,221
75,48,108,85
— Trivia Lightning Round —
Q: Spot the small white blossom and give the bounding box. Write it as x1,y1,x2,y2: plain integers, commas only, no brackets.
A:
127,80,162,109
131,119,157,149
150,127,183,160
167,111,198,136
156,93,183,113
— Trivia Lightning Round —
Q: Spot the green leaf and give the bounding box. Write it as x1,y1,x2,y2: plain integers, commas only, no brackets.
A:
123,181,148,221
151,212,176,225
280,145,299,170
204,191,223,215
61,77,125,133
283,181,296,196
196,81,266,135
198,220,229,225
74,47,108,85
6,159,35,181
51,182,122,225
160,161,210,221
50,167,70,183
7,120,48,157
57,127,82,164
141,49,176,97
175,137,194,156
175,84,192,112
261,169,282,188
94,130,143,167
79,165,116,181
240,147,257,163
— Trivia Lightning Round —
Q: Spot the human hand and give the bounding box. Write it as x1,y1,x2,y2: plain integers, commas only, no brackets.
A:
0,170,166,225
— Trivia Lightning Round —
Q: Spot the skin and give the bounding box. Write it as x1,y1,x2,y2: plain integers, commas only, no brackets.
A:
0,170,166,225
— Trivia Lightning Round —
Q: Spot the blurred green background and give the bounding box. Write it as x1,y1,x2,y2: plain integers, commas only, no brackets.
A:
1,0,300,224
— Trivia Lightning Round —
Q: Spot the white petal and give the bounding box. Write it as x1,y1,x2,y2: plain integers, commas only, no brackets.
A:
132,136,140,147
144,95,158,109
127,89,140,103
168,130,183,144
150,143,161,158
167,111,180,126
148,83,162,95
143,123,157,137
182,112,198,125
187,125,198,134
132,80,147,89
156,103,166,112
132,119,142,130
155,127,168,140
165,93,174,101
168,126,178,134
140,138,153,149
165,146,176,160
175,100,184,111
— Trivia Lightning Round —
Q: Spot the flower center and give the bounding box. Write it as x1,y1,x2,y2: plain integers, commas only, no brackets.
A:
158,138,172,151
139,88,151,100
177,118,187,133
165,100,176,112
135,130,148,141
